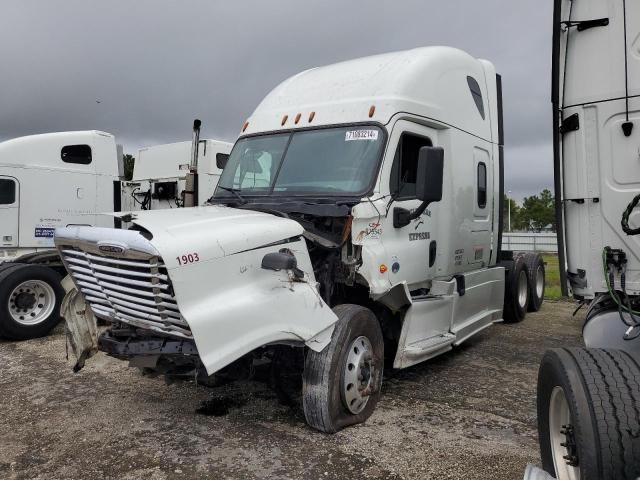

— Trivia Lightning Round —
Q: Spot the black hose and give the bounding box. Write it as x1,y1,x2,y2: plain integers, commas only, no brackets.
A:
621,193,640,235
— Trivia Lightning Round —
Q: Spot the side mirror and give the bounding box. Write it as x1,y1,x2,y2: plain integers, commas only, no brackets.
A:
393,146,444,228
416,146,444,204
261,251,304,279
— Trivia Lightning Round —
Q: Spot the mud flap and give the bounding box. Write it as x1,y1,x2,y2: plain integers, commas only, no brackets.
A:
60,276,99,372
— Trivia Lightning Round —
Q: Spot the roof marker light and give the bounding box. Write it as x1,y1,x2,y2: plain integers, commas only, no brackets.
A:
369,105,376,118
281,115,288,126
308,111,316,123
242,121,249,132
295,113,301,124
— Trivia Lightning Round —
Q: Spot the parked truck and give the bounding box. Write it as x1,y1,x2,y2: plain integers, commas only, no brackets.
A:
122,137,231,212
531,1,640,479
0,129,231,341
57,46,545,433
0,131,123,340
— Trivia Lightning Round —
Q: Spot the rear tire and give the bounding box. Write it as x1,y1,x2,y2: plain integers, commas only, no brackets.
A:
523,253,545,312
503,256,529,323
302,304,384,433
0,265,64,340
537,348,640,480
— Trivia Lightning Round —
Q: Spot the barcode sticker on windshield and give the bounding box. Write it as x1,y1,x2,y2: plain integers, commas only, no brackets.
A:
345,129,379,141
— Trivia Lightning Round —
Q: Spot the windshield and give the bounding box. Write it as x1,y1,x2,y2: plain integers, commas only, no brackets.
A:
214,125,385,198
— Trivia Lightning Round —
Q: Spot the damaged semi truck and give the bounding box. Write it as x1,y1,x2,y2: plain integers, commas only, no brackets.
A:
56,46,544,433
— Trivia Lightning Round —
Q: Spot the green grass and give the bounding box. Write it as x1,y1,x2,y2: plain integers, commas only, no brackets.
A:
542,254,564,299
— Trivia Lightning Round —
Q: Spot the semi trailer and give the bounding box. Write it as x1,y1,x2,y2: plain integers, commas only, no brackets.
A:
57,46,545,433
0,130,231,341
531,1,640,479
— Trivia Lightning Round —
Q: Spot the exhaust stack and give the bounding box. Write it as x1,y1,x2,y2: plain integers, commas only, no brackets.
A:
184,119,201,207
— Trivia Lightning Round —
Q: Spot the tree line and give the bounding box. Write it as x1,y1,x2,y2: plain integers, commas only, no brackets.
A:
503,188,555,232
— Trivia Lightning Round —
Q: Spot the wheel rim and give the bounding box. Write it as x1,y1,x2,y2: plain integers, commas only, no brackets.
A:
536,264,544,299
9,280,56,326
518,269,528,309
549,386,580,480
343,335,374,414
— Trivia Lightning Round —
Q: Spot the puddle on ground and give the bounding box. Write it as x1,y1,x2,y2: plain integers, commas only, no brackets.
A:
196,396,248,417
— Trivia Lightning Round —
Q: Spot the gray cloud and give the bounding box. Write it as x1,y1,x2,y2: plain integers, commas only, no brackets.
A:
1,0,554,201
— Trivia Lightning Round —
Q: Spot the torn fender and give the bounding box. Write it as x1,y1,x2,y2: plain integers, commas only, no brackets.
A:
60,275,100,372
159,237,339,375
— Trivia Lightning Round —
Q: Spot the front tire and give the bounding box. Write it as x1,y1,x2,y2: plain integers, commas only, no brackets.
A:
537,348,640,480
0,265,64,340
302,304,384,433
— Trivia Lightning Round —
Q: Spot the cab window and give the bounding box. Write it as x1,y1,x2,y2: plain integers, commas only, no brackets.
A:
0,179,16,204
61,144,92,165
477,162,487,208
389,133,432,199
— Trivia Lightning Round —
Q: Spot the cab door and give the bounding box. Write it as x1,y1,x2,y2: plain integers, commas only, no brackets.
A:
379,120,440,288
0,176,19,247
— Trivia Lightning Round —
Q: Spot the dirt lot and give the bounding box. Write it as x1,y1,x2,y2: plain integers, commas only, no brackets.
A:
0,301,583,480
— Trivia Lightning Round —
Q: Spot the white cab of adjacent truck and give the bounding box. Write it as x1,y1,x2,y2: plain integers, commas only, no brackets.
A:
530,2,640,480
555,0,640,304
0,131,121,257
57,46,539,433
122,139,232,211
0,131,123,340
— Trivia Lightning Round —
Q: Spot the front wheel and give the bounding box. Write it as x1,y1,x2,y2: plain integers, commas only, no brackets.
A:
537,348,640,480
0,265,64,340
302,304,384,433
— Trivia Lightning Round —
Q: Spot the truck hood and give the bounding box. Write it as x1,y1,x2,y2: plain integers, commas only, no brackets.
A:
56,206,337,376
114,206,303,267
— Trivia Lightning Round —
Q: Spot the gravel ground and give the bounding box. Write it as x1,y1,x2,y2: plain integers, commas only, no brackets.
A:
0,300,583,479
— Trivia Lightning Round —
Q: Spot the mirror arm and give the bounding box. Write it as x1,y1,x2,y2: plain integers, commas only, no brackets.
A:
409,200,432,221
393,200,433,229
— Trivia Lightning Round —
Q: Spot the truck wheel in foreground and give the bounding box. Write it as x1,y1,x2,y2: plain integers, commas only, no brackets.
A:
0,265,64,340
522,252,545,312
503,256,529,323
303,304,384,433
537,348,640,480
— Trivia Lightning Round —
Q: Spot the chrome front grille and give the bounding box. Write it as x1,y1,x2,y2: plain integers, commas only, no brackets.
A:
59,247,191,339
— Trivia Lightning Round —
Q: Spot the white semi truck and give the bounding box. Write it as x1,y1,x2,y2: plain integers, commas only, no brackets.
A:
56,46,545,433
0,131,123,340
0,130,231,341
530,1,640,479
122,138,231,212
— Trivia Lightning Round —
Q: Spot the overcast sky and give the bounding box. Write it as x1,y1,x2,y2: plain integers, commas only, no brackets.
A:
1,1,553,203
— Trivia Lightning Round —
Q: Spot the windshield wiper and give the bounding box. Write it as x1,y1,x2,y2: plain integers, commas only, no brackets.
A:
216,186,247,205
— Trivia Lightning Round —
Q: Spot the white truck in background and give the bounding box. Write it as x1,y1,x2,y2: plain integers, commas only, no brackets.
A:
57,46,545,433
529,2,640,479
0,129,231,341
0,131,122,340
122,137,231,212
